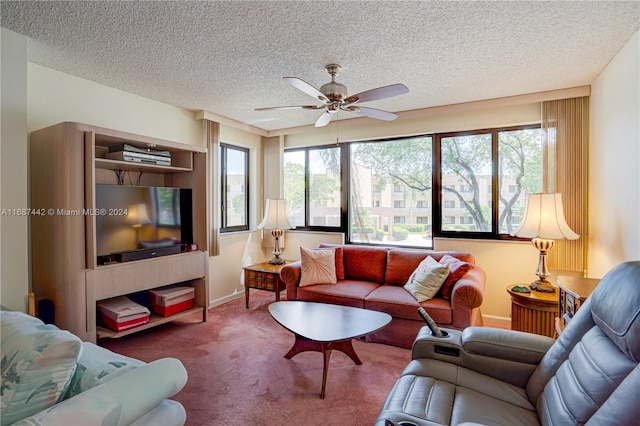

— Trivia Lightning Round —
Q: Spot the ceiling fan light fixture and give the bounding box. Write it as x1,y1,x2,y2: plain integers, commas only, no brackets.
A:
256,63,409,127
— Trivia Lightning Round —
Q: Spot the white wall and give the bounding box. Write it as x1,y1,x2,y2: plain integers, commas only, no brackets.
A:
27,63,201,144
588,30,640,277
0,29,29,311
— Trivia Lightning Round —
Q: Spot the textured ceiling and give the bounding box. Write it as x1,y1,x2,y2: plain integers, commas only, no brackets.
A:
2,1,639,131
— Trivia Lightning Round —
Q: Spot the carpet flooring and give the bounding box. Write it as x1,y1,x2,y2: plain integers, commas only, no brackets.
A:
101,291,412,426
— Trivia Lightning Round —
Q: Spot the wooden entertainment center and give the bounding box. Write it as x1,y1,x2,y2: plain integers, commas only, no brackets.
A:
30,122,209,343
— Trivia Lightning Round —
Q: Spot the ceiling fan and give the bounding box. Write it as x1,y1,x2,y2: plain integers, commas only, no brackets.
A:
256,64,409,127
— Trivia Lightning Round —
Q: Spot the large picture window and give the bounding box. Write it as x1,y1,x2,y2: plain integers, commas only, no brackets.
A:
285,124,541,247
220,143,249,232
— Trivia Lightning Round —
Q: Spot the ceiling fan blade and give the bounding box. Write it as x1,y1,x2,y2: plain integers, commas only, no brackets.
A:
315,111,333,127
349,106,399,121
284,77,330,103
344,83,409,104
255,105,323,111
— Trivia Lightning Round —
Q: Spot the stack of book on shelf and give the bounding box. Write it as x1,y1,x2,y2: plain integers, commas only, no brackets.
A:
105,143,171,166
149,286,195,317
98,296,151,332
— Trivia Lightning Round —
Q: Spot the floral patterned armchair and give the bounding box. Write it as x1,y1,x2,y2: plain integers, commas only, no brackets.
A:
1,311,187,426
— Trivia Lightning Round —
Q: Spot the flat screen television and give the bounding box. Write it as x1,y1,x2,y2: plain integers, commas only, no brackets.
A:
95,184,193,263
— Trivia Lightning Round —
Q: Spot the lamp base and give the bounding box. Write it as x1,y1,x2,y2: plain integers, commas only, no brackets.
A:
268,256,286,265
529,279,555,293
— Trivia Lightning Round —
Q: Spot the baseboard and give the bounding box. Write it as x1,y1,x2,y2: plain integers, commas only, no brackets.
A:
208,292,244,308
482,314,511,329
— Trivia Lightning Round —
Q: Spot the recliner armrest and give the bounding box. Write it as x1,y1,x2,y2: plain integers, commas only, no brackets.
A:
461,327,554,365
411,326,553,388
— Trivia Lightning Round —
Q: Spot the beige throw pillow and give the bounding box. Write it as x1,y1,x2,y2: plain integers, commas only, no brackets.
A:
404,256,450,302
299,247,337,287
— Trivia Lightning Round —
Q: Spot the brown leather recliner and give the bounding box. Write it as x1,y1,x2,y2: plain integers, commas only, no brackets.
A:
376,261,640,425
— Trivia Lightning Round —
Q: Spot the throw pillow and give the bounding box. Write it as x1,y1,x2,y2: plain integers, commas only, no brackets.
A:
0,311,82,425
438,255,473,300
404,256,450,302
317,245,345,280
299,247,337,287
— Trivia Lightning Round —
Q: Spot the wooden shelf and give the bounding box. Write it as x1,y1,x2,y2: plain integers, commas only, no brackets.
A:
29,122,209,343
97,307,204,339
95,158,193,173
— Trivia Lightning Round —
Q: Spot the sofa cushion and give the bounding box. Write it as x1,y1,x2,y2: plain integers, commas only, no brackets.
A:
296,280,379,308
342,245,388,284
378,358,538,426
404,256,450,302
438,255,473,300
299,247,337,287
366,285,453,323
0,311,82,426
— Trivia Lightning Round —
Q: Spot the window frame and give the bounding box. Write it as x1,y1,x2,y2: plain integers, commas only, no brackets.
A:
220,143,249,233
283,144,345,232
284,123,540,244
433,124,541,240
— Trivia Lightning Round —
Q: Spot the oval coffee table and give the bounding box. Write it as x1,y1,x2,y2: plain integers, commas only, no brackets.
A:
268,301,392,398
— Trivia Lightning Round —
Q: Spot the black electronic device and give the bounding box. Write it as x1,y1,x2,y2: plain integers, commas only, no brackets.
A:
94,185,193,263
417,307,445,337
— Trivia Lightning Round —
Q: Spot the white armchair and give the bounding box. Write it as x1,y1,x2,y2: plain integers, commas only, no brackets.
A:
1,311,187,426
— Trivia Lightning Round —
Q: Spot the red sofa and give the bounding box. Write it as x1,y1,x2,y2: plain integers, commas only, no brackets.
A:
279,244,486,349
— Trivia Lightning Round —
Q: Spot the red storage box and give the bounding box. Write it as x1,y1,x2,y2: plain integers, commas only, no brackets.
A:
149,286,195,317
102,315,150,332
98,296,150,332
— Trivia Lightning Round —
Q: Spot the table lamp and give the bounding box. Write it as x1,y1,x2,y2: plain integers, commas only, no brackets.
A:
258,198,294,265
127,203,151,246
512,193,579,292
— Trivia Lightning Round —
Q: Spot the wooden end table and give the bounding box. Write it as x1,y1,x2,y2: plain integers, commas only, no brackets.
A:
507,284,559,338
243,261,291,308
555,276,600,335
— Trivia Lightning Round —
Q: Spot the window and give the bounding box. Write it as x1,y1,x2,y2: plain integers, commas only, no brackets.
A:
284,145,342,230
288,124,540,247
220,144,249,232
350,136,433,247
435,125,542,238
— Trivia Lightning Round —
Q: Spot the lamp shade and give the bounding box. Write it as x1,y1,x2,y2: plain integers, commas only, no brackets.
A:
257,199,294,230
513,193,579,240
126,203,151,226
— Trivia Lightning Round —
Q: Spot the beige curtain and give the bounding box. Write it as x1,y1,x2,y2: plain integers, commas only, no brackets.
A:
204,120,220,256
541,97,589,274
263,135,284,200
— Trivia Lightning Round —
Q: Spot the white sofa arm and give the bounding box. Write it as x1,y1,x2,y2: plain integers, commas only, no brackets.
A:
13,358,187,426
